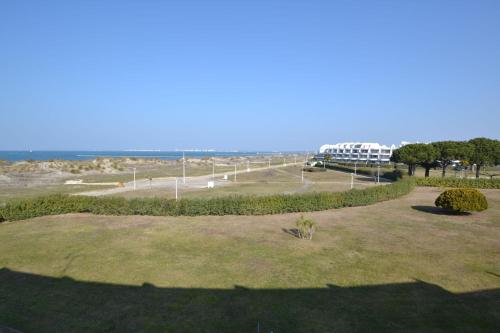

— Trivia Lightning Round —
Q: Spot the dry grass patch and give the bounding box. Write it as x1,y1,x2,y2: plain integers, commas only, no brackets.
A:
0,187,499,332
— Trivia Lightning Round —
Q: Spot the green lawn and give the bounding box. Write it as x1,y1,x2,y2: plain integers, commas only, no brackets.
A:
0,187,499,332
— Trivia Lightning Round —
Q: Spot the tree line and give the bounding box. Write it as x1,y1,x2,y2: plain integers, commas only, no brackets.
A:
391,138,500,178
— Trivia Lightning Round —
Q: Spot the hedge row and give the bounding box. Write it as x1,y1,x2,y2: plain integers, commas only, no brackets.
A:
322,164,404,181
416,177,500,189
0,178,416,222
323,163,500,189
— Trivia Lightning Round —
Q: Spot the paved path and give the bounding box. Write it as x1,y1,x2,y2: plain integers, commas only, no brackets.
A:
76,163,303,196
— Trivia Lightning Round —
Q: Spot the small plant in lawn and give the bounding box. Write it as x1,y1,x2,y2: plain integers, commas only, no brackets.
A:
435,188,488,213
296,215,317,240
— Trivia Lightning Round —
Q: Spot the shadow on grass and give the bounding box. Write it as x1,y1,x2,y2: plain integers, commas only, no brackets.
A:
411,205,471,216
0,268,499,332
486,271,500,279
281,228,300,238
353,176,392,184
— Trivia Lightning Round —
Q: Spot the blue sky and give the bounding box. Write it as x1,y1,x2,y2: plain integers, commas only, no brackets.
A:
1,0,499,151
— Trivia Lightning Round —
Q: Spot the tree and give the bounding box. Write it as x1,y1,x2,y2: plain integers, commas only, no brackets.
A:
391,143,438,177
469,138,500,178
391,146,416,176
432,141,473,177
416,144,439,177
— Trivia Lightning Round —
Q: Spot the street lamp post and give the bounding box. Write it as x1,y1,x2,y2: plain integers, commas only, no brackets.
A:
133,167,136,190
175,177,178,201
234,164,237,182
182,152,186,184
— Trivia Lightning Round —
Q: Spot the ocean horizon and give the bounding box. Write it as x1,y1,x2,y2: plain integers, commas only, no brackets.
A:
0,150,303,162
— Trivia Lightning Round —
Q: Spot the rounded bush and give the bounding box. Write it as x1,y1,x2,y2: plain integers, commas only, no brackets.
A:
435,188,488,213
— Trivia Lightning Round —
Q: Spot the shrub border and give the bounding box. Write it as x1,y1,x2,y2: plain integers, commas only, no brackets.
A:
322,163,500,189
0,178,416,222
321,163,403,181
416,177,500,189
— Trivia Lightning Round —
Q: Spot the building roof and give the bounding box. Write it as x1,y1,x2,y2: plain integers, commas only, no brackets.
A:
319,142,396,152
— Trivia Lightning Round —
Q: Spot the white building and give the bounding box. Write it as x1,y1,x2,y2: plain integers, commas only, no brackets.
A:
318,142,396,164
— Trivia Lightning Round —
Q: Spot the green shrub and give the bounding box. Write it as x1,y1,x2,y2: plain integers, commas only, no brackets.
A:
435,189,488,213
296,215,317,240
0,179,416,222
416,177,500,189
320,164,403,181
303,167,326,172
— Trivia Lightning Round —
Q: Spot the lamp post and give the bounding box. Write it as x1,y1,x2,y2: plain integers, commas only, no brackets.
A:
175,177,178,201
133,167,136,190
351,173,354,189
377,164,380,184
182,152,186,184
234,164,237,182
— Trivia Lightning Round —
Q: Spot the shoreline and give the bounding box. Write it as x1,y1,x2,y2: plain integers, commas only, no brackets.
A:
0,150,311,163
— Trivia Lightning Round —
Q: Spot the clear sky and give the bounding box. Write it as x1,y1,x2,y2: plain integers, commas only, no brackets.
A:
1,0,499,151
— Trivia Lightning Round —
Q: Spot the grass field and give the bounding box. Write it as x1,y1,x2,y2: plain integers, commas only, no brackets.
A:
3,157,496,204
0,158,299,203
0,184,116,204
1,187,499,332
112,165,381,199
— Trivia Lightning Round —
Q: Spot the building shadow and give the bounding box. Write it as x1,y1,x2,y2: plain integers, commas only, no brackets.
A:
0,268,499,332
411,205,471,216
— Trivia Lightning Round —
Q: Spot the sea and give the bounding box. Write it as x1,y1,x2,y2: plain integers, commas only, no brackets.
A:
0,151,290,162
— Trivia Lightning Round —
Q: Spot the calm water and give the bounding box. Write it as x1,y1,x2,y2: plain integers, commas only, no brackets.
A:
0,151,285,162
